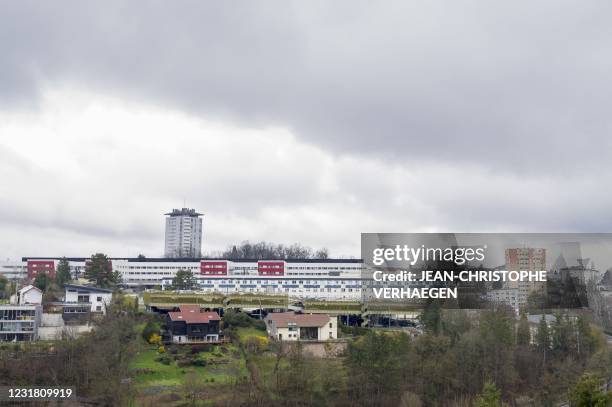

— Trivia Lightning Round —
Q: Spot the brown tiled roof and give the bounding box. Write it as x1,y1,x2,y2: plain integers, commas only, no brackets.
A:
266,312,331,328
168,305,220,324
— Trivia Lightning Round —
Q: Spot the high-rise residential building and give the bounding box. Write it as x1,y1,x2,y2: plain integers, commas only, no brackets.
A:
505,248,546,304
164,208,203,258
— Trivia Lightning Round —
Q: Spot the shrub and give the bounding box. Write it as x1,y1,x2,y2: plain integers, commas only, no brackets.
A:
252,319,266,331
158,345,165,354
177,357,194,368
245,335,269,353
223,310,266,331
141,321,158,342
156,355,172,365
190,343,213,353
149,333,162,346
191,359,207,367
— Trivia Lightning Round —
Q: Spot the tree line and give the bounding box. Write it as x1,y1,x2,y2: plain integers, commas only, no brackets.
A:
215,241,330,260
241,305,611,406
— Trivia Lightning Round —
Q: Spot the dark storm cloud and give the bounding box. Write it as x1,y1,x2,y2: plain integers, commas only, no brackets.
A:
2,1,612,172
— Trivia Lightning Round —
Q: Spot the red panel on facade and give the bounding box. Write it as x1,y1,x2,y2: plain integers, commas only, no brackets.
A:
27,260,56,279
258,261,285,276
200,260,228,276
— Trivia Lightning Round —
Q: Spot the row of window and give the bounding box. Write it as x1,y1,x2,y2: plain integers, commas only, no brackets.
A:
199,286,359,293
196,279,360,285
0,310,36,320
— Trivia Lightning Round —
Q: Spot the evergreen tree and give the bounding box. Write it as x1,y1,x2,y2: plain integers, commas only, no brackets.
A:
479,307,516,390
568,373,611,407
535,314,550,363
346,330,404,403
420,300,442,335
171,269,197,290
55,257,72,288
576,315,594,357
441,309,472,345
34,272,52,291
0,275,7,299
84,253,119,288
474,381,504,407
551,313,571,355
516,312,531,346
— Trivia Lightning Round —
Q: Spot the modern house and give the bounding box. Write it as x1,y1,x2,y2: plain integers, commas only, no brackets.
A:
166,305,220,344
64,285,113,315
265,312,337,341
0,304,42,342
10,285,43,305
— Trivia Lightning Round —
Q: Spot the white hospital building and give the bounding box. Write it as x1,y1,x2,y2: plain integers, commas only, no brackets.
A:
15,257,365,301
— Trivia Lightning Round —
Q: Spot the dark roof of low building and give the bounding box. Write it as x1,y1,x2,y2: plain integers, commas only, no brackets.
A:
266,312,331,328
168,305,220,324
165,208,203,217
64,284,113,293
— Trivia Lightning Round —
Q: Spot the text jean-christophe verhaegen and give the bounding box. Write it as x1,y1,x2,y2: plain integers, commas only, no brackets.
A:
370,245,547,299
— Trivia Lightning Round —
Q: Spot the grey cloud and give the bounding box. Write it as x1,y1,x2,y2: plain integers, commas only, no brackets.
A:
2,1,612,172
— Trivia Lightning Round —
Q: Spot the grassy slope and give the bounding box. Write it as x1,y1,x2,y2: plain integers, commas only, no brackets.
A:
130,342,247,388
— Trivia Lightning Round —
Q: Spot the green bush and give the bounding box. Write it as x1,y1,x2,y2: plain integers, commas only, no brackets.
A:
155,355,172,365
252,319,266,331
191,359,207,367
141,320,158,342
222,310,257,328
177,358,192,368
223,310,267,332
190,343,213,353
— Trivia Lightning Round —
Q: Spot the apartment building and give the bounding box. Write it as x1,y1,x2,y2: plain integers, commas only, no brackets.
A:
0,304,42,342
505,248,547,304
164,208,203,258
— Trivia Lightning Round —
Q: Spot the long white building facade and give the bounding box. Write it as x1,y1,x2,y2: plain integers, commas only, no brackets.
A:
15,257,365,301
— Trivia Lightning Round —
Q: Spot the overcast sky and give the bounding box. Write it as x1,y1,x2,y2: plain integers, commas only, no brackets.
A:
1,1,612,260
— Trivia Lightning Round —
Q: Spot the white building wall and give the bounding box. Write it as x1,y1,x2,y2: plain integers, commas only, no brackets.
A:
266,316,337,341
318,316,337,340
23,258,366,302
159,260,364,301
21,288,42,305
65,288,113,314
0,261,27,280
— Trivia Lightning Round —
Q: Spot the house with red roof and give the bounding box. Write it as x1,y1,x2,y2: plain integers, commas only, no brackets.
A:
166,305,221,344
